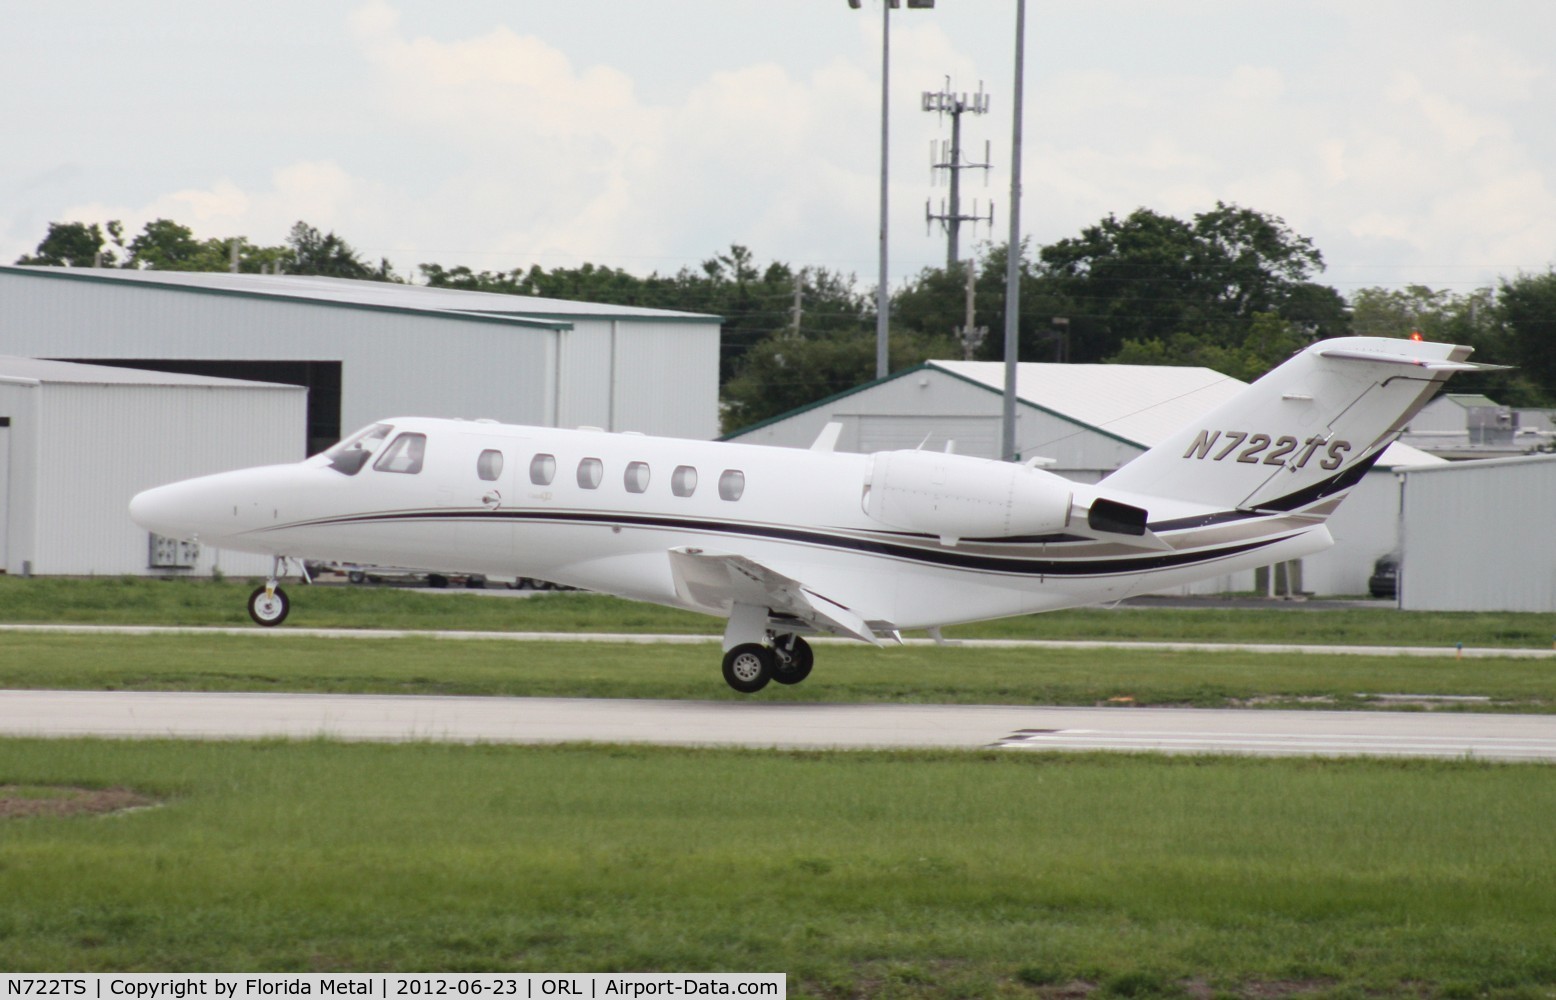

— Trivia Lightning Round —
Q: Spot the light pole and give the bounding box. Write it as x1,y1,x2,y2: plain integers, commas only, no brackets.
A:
1000,0,1026,462
849,0,935,380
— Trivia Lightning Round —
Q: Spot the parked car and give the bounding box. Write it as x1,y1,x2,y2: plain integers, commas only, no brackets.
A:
1368,552,1400,599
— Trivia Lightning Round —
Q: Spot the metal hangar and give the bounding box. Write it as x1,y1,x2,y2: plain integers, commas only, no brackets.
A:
0,356,304,577
0,265,723,457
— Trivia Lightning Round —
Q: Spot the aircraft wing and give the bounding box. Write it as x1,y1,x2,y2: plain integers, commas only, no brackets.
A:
667,546,882,646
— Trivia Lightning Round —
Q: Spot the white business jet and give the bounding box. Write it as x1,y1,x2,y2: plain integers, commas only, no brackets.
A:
130,336,1494,693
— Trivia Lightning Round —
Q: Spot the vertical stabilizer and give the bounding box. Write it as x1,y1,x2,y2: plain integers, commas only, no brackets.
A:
1102,337,1488,513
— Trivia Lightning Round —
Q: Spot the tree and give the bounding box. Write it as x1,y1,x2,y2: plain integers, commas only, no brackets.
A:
426,246,873,386
284,221,389,280
1495,271,1556,406
1108,312,1310,382
1349,284,1539,405
892,242,1080,363
15,221,120,267
721,326,956,433
1037,202,1330,362
125,218,216,270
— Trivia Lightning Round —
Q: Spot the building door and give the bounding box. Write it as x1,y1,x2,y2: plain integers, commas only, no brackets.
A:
0,417,10,570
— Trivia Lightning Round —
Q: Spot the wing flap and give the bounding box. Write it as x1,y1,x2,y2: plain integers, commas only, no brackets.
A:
667,547,881,645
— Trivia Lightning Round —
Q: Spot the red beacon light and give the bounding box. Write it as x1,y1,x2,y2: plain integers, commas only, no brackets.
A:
1409,330,1424,341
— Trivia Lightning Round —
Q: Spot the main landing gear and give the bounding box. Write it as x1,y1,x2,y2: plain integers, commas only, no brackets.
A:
720,633,814,694
247,556,306,627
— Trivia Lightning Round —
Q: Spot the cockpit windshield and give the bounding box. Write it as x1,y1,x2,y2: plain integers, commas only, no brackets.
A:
322,423,393,476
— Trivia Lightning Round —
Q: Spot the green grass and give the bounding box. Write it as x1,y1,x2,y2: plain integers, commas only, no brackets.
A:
2,738,1555,998
2,575,1554,649
2,632,1553,710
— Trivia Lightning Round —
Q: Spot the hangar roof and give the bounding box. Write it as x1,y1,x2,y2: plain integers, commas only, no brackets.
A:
0,265,721,326
933,360,1443,467
0,354,302,390
729,357,1444,468
932,359,1242,447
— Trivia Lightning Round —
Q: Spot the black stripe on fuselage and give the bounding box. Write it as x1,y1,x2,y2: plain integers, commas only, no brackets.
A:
267,506,1301,578
1142,446,1386,532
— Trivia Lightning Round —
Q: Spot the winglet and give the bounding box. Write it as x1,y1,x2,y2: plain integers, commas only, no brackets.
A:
1316,347,1510,372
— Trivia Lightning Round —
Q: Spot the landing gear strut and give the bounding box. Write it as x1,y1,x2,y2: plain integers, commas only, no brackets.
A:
719,604,817,693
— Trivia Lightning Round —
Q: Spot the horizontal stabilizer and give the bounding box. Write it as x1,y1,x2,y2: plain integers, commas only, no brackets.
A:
667,547,880,645
1316,347,1510,372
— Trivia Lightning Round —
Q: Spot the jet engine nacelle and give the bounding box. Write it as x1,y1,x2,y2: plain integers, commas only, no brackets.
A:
863,450,1074,545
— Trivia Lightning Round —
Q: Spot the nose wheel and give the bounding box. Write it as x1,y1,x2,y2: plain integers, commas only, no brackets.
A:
247,556,300,627
247,584,290,626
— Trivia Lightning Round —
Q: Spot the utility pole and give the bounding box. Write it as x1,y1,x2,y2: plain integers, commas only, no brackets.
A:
789,269,806,337
924,79,993,269
957,259,987,360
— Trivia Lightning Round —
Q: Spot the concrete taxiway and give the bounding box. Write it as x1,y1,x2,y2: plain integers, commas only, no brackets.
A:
4,623,1553,659
4,689,1556,761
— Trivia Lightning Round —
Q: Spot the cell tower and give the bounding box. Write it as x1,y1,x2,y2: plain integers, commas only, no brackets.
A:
924,78,994,269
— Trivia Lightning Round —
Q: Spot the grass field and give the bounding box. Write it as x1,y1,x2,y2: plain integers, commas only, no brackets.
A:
5,578,1556,995
2,631,1554,710
3,738,1556,998
2,575,1553,649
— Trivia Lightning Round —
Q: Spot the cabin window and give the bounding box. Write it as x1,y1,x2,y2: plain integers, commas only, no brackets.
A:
530,453,556,485
324,423,392,476
718,469,745,501
577,457,603,490
624,461,651,494
671,465,698,498
374,433,426,475
477,450,503,482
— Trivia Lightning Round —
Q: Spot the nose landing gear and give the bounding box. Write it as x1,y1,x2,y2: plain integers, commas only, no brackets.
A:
247,556,306,627
247,583,290,626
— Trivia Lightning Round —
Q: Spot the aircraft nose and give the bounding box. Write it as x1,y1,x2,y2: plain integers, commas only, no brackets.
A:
129,481,203,539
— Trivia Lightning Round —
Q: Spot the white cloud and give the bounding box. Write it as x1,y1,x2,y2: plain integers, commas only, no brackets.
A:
6,0,1552,294
54,162,398,260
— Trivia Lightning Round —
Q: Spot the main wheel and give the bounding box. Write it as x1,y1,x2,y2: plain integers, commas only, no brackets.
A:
722,643,774,694
771,635,814,685
247,585,290,627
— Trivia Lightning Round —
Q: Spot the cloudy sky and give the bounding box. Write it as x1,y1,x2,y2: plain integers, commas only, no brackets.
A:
4,1,1553,299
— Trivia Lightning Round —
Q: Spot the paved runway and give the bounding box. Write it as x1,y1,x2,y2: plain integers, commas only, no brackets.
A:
5,689,1556,761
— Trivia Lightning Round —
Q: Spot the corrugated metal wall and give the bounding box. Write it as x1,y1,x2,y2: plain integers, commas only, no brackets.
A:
1399,455,1556,611
0,382,40,576
29,382,305,576
0,271,719,443
555,318,720,438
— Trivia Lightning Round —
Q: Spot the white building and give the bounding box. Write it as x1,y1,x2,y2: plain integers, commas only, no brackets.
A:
726,359,1443,597
1397,454,1556,612
0,357,305,577
0,265,722,456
